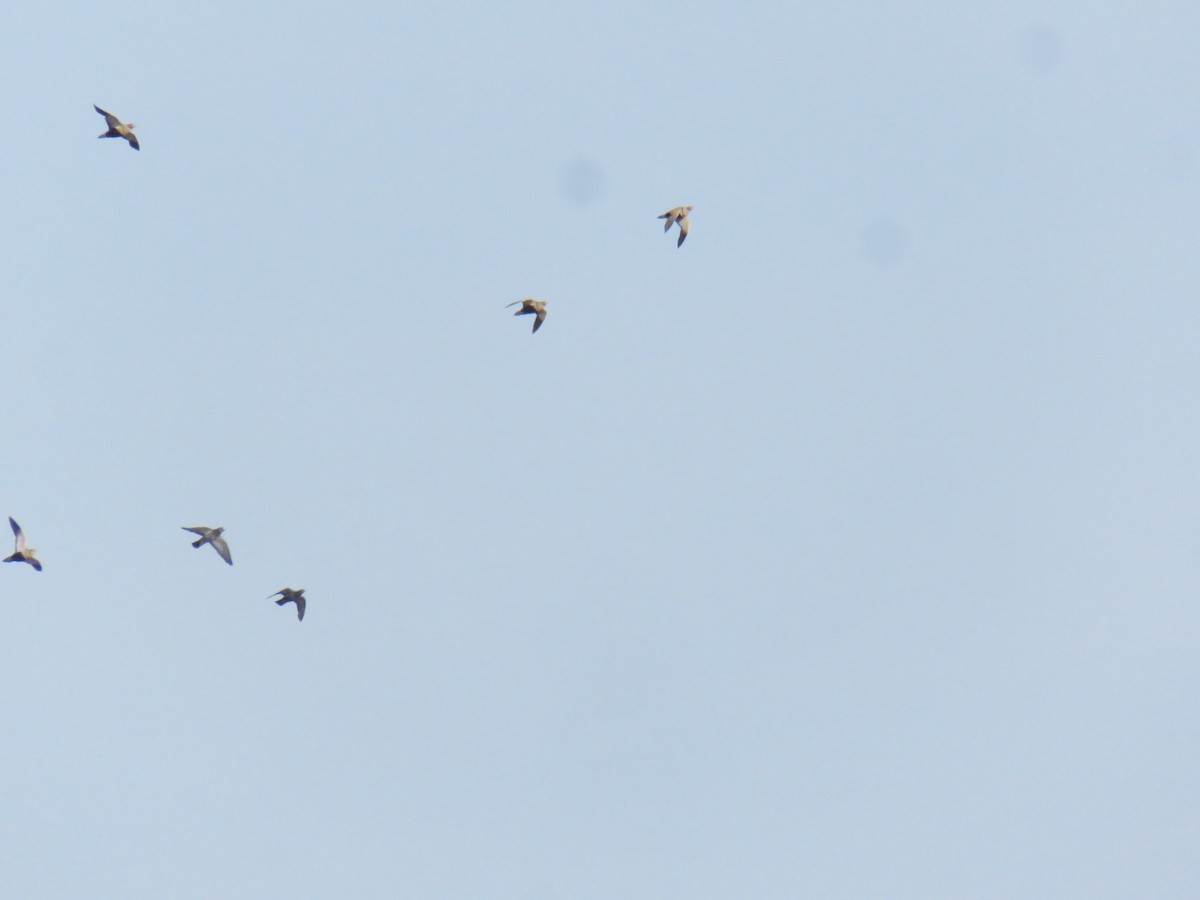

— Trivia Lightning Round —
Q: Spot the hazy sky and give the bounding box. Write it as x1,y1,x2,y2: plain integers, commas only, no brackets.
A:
2,3,1199,897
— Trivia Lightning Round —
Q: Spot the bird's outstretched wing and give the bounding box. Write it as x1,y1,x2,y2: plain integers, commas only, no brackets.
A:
93,104,120,128
274,593,306,620
211,536,233,565
9,518,26,552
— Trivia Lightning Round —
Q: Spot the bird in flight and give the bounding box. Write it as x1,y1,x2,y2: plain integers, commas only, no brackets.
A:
182,526,232,565
94,104,139,150
506,298,547,334
269,587,306,622
4,517,42,572
658,205,694,247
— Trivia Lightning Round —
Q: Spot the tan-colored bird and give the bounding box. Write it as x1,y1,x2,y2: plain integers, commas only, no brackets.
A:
94,104,139,150
658,205,693,247
269,588,306,622
182,525,232,565
4,517,42,572
506,298,547,334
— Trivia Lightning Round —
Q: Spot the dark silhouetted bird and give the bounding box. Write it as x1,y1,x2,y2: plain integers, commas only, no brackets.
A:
506,298,547,333
4,517,42,571
94,105,139,150
269,588,306,621
182,526,232,565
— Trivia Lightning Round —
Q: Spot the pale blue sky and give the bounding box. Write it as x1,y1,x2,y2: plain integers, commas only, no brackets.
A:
2,2,1199,897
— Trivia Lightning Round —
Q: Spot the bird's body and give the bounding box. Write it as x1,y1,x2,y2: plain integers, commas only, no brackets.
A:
4,517,42,572
658,205,694,247
182,525,232,565
94,104,139,150
506,298,547,333
269,588,306,621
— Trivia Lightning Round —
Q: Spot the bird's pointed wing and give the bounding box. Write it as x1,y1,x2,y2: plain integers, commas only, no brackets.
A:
505,300,521,308
9,518,26,551
211,536,233,565
181,526,210,536
29,557,42,572
532,307,546,333
677,216,689,247
296,596,306,621
126,133,140,151
93,105,121,128
267,590,286,600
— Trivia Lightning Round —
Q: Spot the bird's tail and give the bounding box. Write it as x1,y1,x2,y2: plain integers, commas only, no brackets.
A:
275,598,288,606
191,538,205,548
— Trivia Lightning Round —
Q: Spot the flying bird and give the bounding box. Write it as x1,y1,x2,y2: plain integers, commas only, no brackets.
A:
4,517,42,572
506,298,547,333
182,526,232,565
658,205,693,247
268,588,306,622
94,104,139,150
